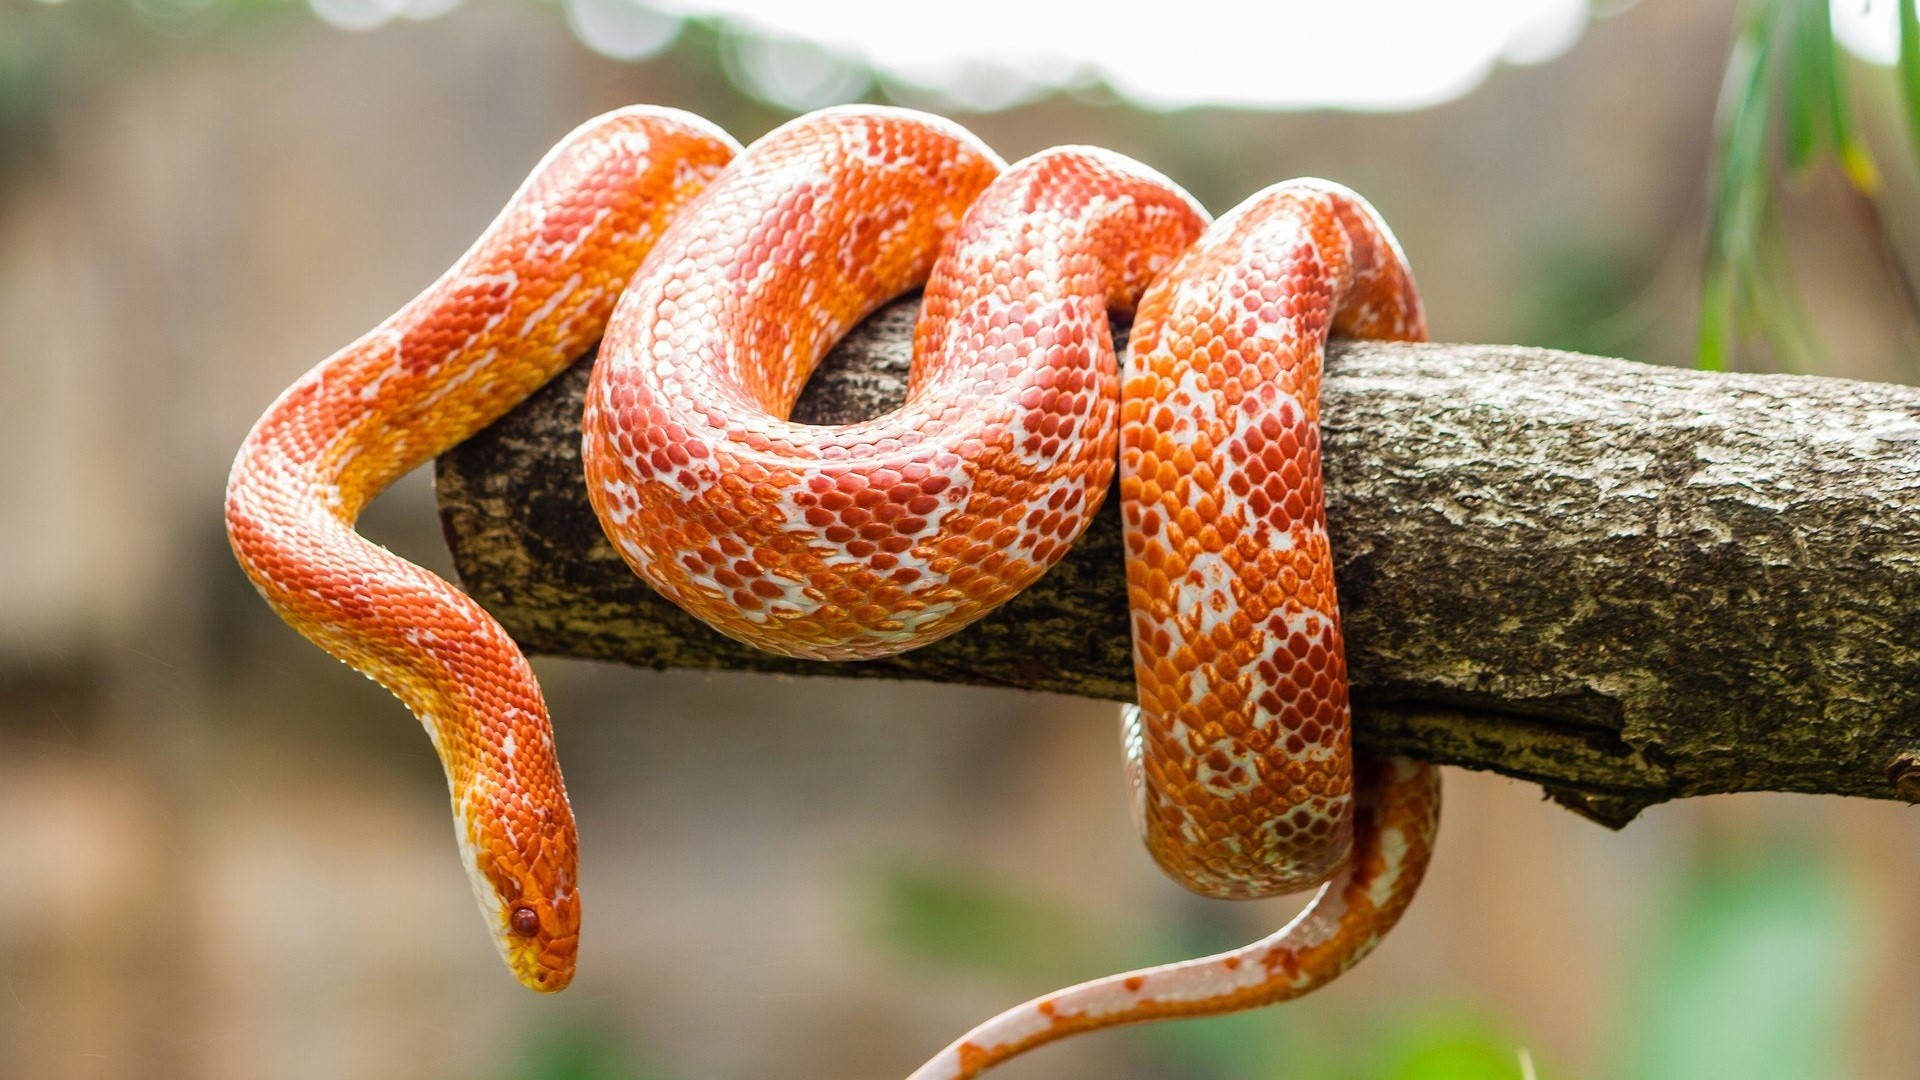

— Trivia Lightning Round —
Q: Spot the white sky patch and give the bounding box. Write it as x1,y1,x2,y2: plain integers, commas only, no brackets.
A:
1834,0,1900,66
654,0,1593,111
313,0,1594,112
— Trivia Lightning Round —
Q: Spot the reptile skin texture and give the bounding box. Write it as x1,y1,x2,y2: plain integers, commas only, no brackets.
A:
226,105,1441,1077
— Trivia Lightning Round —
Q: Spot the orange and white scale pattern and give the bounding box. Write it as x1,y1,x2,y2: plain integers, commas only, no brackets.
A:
225,104,1443,1075
585,109,1208,661
1123,181,1432,898
913,182,1443,1080
226,107,741,990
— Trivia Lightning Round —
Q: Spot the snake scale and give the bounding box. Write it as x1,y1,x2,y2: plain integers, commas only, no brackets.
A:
226,105,1441,1077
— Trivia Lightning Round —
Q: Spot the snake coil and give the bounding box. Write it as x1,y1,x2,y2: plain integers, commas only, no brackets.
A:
226,105,1441,1078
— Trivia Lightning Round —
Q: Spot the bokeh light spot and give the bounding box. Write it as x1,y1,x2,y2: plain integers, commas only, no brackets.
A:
566,0,681,61
308,0,394,33
648,0,1595,112
1834,0,1898,66
719,30,870,112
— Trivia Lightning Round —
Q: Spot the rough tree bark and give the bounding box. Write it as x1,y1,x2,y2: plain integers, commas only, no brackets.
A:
435,296,1920,827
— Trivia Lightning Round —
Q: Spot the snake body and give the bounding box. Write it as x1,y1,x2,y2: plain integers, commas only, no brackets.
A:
226,105,1440,1073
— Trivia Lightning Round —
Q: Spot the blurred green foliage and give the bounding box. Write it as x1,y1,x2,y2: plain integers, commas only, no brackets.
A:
1613,839,1861,1080
1511,237,1657,361
868,861,1145,985
491,1019,666,1080
1699,0,1905,371
864,839,1861,1080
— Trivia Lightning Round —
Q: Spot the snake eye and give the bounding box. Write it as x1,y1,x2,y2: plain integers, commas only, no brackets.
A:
509,905,541,937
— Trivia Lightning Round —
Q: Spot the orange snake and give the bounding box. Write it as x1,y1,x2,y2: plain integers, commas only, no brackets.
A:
226,105,1440,1075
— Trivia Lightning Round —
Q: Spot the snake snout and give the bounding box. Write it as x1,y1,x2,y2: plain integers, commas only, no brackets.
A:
476,837,581,992
500,890,580,993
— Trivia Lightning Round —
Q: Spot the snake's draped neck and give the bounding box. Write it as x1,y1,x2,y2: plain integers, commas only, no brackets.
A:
222,107,739,991
586,115,1209,665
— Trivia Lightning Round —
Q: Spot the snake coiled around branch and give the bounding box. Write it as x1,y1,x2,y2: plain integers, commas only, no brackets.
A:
226,105,1441,1078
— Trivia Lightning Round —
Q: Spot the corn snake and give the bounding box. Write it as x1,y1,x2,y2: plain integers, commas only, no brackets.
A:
225,104,1440,1075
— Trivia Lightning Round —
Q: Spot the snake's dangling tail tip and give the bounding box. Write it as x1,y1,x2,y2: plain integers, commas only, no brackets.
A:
903,755,1441,1080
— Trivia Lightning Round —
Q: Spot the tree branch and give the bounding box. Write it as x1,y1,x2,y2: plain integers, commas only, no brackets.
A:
434,296,1920,827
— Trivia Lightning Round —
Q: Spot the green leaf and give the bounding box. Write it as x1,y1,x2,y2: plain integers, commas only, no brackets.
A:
863,861,1133,984
1816,0,1879,191
1698,5,1775,369
1696,0,1888,370
1901,0,1920,176
1782,0,1827,174
1779,0,1876,190
1696,267,1732,371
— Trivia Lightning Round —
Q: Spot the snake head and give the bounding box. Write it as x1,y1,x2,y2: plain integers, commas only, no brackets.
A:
461,792,581,993
497,871,579,993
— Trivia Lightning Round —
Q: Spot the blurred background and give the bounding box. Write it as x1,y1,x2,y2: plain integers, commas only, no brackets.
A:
3,0,1919,1077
